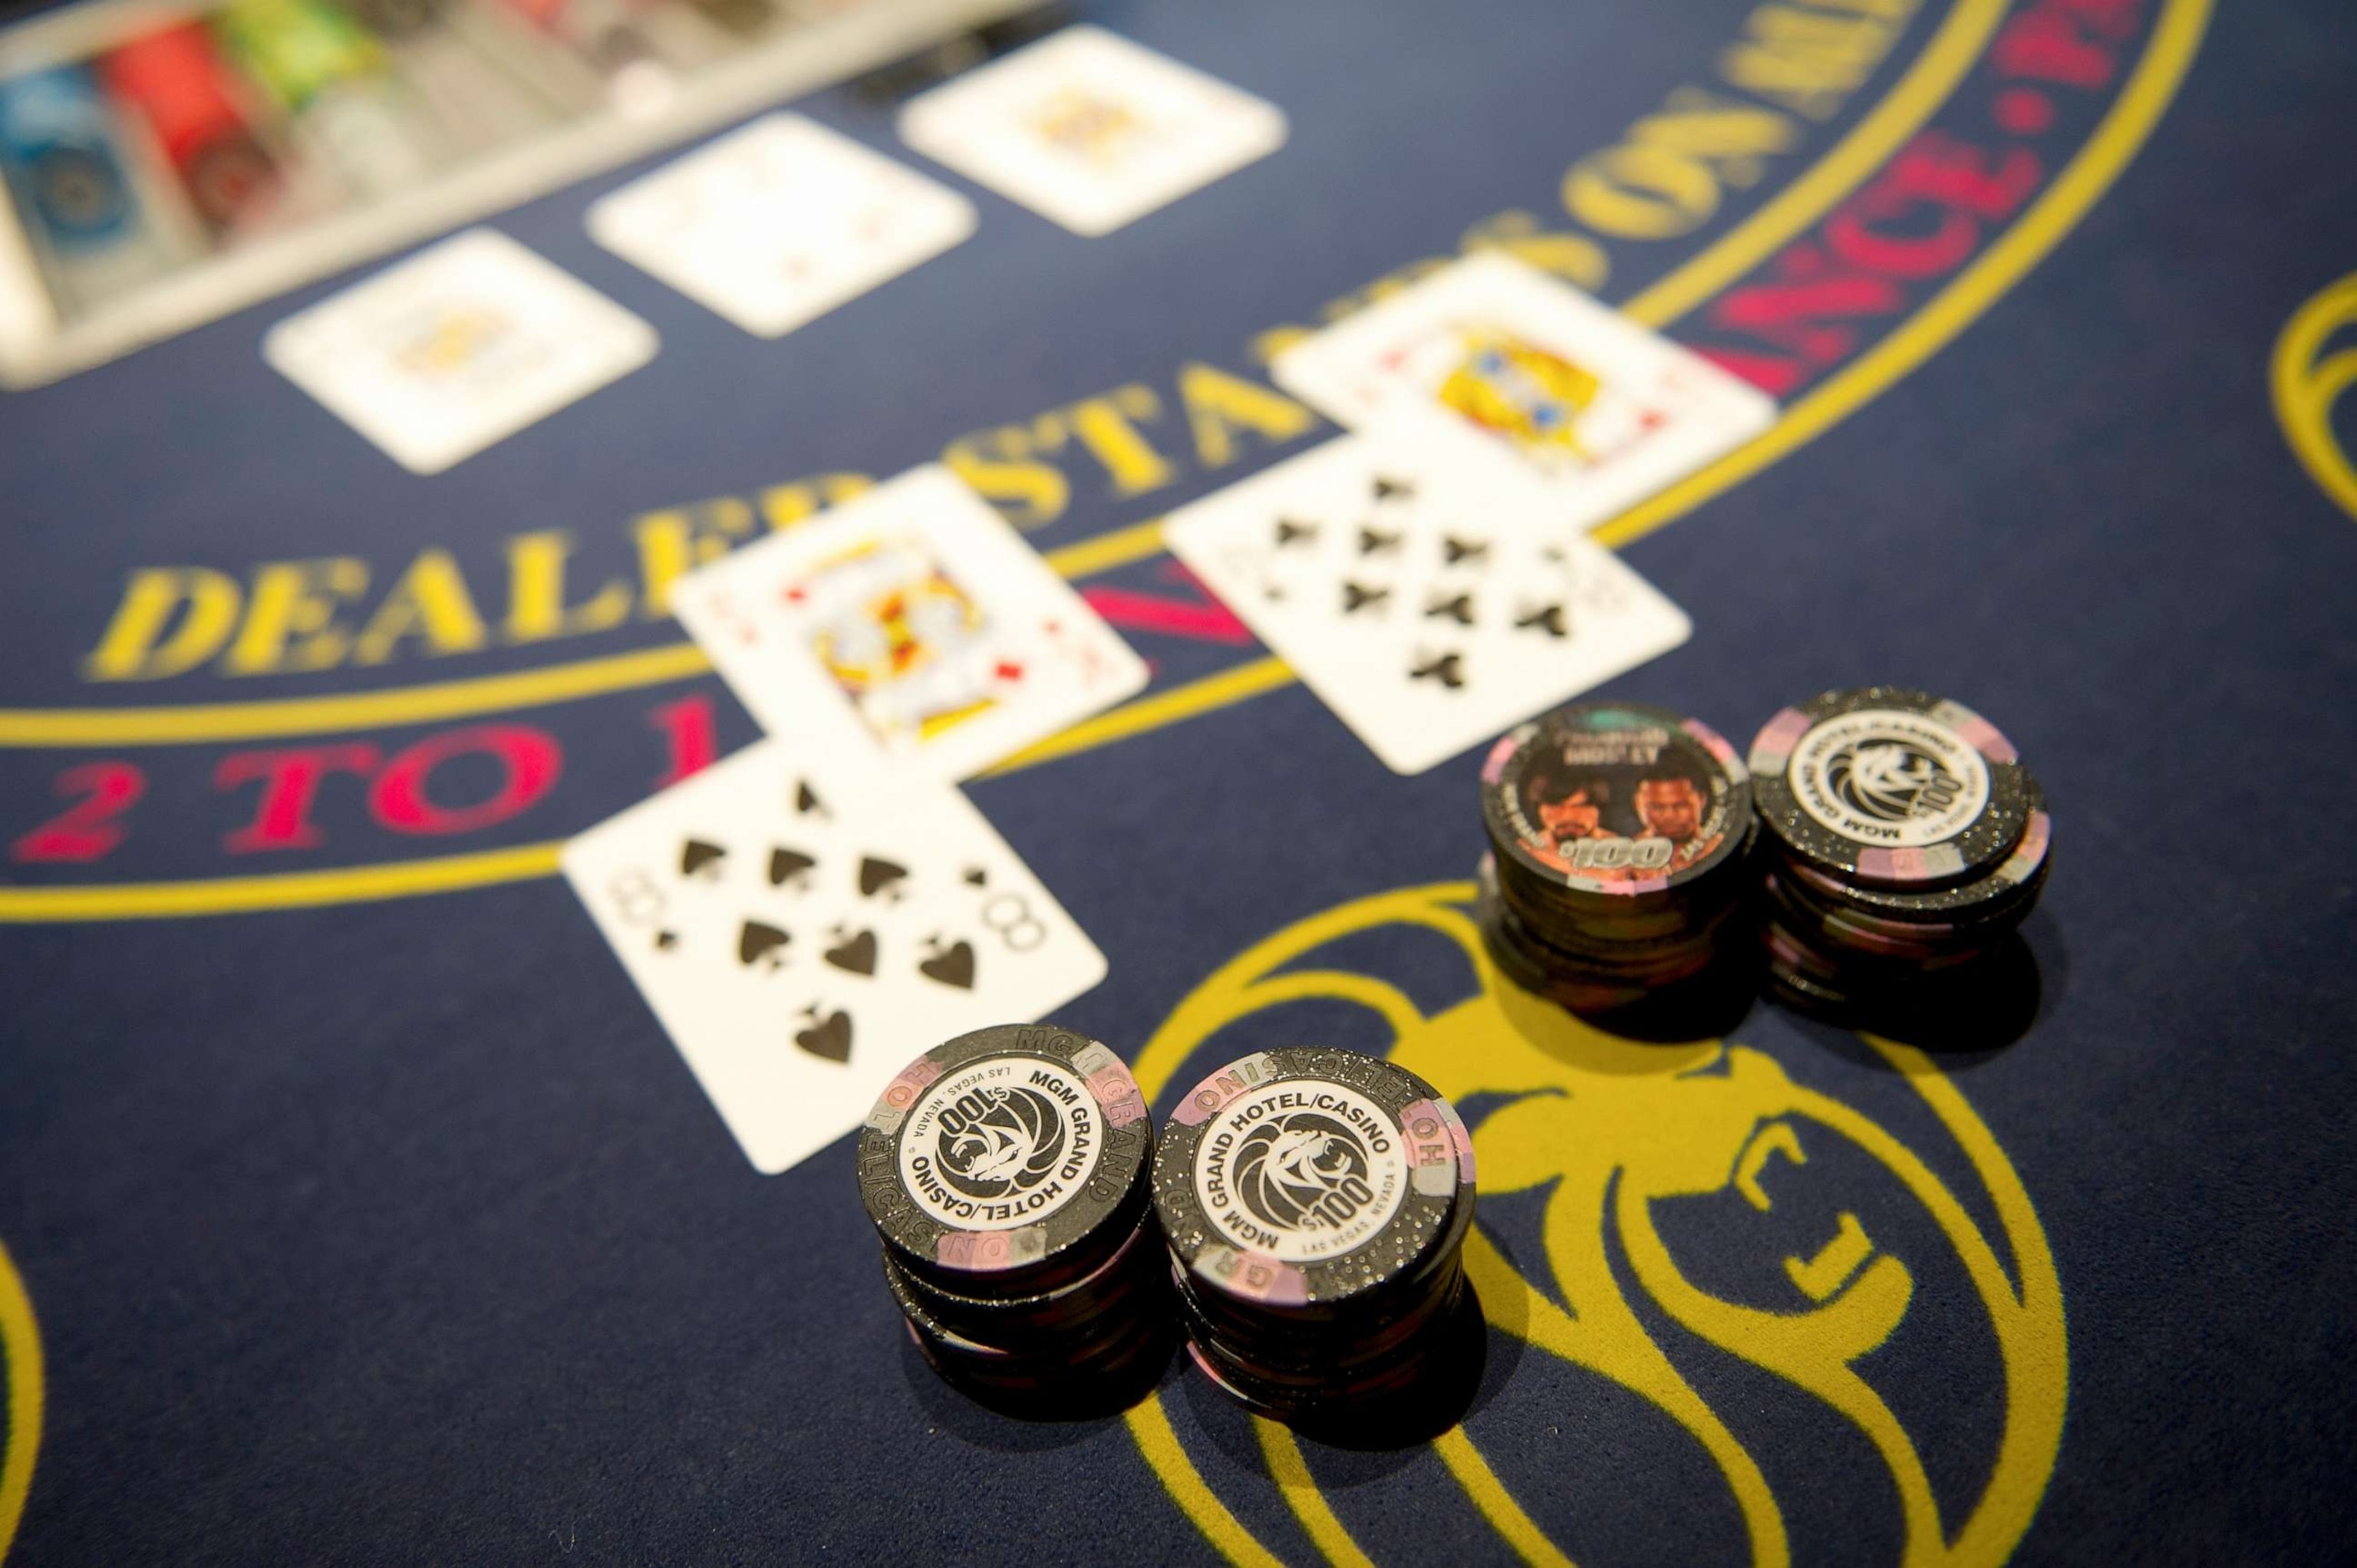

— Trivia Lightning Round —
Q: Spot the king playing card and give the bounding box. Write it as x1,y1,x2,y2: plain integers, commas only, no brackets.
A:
1271,252,1776,531
672,463,1149,782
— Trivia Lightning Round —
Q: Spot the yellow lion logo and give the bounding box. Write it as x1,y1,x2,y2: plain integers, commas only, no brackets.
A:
1126,883,2065,1567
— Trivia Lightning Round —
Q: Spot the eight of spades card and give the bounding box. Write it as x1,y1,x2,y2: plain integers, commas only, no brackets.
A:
561,738,1107,1174
1162,423,1693,776
1271,252,1776,531
671,463,1149,783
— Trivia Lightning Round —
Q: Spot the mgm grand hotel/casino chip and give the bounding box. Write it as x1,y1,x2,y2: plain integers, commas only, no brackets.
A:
1152,1047,1483,1443
1747,686,2053,1026
856,1024,1173,1415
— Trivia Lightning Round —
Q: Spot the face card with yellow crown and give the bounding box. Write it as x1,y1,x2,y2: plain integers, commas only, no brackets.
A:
1273,252,1777,529
671,463,1149,782
896,25,1287,236
262,229,657,475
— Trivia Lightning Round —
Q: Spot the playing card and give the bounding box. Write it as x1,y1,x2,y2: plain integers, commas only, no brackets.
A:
1272,252,1776,529
896,25,1286,236
562,737,1108,1175
672,463,1149,782
588,114,977,338
1162,424,1693,776
262,229,657,475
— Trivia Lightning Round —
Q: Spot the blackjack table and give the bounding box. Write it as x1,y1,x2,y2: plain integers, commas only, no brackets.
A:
5,0,2356,1562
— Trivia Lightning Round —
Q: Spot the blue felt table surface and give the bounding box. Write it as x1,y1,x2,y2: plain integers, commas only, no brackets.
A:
2,1,2354,1563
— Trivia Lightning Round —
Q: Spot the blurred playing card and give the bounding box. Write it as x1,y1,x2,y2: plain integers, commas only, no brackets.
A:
897,24,1285,236
588,113,976,338
1273,252,1776,529
262,229,655,474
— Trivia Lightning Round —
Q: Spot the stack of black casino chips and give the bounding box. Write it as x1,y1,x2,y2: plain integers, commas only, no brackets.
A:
1746,687,2052,1016
856,1024,1173,1415
1152,1048,1482,1442
1475,701,1759,1013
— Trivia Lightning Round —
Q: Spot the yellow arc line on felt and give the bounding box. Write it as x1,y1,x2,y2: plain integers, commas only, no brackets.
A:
0,1241,43,1564
1040,516,1172,579
1254,1418,1377,1568
2269,270,2357,524
1124,1400,1290,1568
1600,0,2214,552
1431,1429,1580,1568
0,0,2213,927
0,643,718,749
0,842,563,921
0,0,2006,754
1617,0,2008,329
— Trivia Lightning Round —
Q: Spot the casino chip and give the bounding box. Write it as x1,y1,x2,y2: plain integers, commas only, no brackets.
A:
1475,702,1759,1015
1153,1047,1479,1431
882,1221,1175,1400
1475,853,1743,1014
858,1024,1172,1414
1748,690,2052,1027
1748,687,2032,890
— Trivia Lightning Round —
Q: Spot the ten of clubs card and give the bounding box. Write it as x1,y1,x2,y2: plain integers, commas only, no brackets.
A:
562,738,1107,1174
263,229,657,475
1272,252,1777,529
588,114,976,338
672,463,1149,782
897,25,1286,236
1163,424,1693,776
